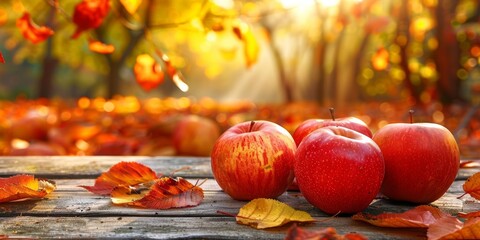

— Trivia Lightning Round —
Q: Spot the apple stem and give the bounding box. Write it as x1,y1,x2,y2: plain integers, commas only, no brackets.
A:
329,108,336,121
409,110,414,124
249,121,255,132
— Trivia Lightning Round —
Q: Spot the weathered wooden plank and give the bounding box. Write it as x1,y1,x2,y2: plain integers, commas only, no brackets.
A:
0,216,426,239
0,179,470,219
0,156,212,178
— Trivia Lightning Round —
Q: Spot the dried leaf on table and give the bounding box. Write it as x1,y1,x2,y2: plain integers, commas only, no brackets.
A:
285,225,367,240
458,211,480,219
236,198,315,229
110,177,204,209
427,215,480,240
352,205,449,228
461,172,480,200
0,175,56,203
16,12,54,44
79,161,159,195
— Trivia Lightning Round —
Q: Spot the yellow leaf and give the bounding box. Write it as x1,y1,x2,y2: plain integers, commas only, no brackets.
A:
120,0,142,14
233,22,259,68
236,198,315,229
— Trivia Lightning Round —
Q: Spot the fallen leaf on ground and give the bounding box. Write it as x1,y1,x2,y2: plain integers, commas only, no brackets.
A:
352,205,449,228
80,161,159,195
235,198,315,229
110,177,204,209
460,172,480,200
285,225,367,240
0,175,56,203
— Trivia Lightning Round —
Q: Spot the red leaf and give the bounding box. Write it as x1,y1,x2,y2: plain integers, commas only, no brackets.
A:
0,175,56,203
134,54,164,92
16,12,54,44
285,225,367,240
111,177,204,209
89,40,115,54
0,51,5,64
458,211,480,219
80,161,159,195
352,205,450,228
72,0,110,39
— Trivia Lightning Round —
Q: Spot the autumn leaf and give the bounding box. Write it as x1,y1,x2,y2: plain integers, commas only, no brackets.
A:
352,205,449,228
72,0,111,39
285,225,367,240
427,215,480,240
458,211,480,219
120,0,142,15
460,160,480,168
89,40,115,54
460,172,480,200
0,175,56,203
134,54,165,92
235,198,315,229
0,51,5,64
110,177,204,209
371,47,389,71
16,12,54,44
233,22,259,68
80,161,159,195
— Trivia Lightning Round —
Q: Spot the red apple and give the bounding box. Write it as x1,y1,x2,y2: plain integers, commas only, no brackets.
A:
173,115,221,156
211,120,296,200
373,121,460,204
293,109,372,146
295,126,384,215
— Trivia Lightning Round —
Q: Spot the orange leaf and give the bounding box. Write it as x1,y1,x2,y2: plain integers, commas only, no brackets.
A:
134,54,164,92
371,47,389,71
233,22,259,68
285,225,367,240
0,51,5,64
462,172,480,200
352,205,450,228
236,198,315,229
16,12,54,44
110,177,204,209
0,175,56,203
72,0,110,39
427,215,479,240
80,161,159,195
89,40,115,54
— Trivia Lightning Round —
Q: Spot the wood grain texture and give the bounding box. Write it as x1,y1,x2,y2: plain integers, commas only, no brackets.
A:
0,156,478,239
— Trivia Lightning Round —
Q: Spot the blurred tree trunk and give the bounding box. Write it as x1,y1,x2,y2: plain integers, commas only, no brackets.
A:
314,4,327,105
434,0,462,103
329,0,346,105
37,6,58,99
397,0,420,103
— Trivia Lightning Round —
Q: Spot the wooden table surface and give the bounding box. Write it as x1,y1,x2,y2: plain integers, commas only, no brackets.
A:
0,156,478,239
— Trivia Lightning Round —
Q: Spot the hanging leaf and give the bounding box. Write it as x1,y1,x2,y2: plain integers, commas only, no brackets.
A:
352,205,449,228
80,161,159,195
285,225,367,240
89,40,115,54
110,177,204,209
371,47,389,71
427,215,478,240
233,22,259,68
235,198,315,229
120,0,142,15
16,12,54,44
461,172,480,200
72,0,111,39
0,175,56,203
134,54,164,92
0,51,5,64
